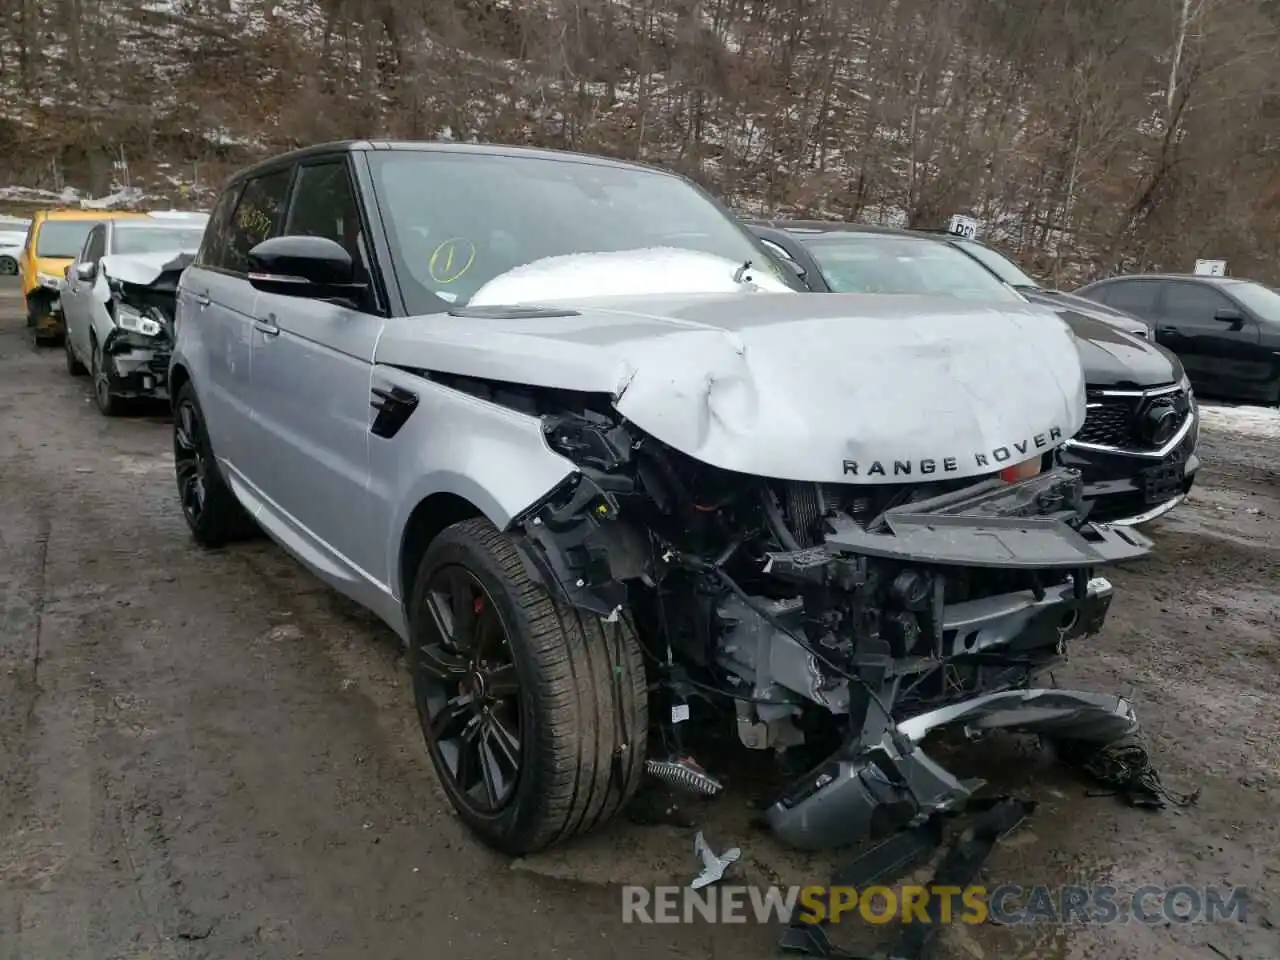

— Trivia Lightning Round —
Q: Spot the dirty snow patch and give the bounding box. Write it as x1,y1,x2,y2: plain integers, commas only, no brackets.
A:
1198,403,1280,440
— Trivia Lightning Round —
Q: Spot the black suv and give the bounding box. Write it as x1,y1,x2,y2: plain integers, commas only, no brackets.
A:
750,220,1200,525
917,230,1156,341
1075,273,1280,406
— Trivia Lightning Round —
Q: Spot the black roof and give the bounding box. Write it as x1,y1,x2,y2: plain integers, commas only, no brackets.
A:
230,139,675,186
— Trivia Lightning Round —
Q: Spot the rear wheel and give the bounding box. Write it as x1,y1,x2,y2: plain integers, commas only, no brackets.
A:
409,518,648,855
0,256,16,276
173,381,257,547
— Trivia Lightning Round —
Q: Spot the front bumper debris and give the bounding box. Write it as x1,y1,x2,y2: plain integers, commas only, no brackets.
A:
26,288,63,341
767,687,1139,851
779,795,1036,960
102,328,172,400
824,468,1153,568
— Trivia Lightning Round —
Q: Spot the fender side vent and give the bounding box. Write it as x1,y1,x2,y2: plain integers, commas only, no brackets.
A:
370,385,419,439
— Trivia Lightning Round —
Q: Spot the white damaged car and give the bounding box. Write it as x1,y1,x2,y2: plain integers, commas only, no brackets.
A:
169,142,1153,856
61,213,206,414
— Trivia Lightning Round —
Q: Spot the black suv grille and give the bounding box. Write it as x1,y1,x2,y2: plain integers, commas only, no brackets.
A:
1074,386,1193,452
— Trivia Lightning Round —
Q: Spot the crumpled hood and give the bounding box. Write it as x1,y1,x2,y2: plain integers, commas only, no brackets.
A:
100,250,194,288
1059,312,1183,388
377,287,1087,485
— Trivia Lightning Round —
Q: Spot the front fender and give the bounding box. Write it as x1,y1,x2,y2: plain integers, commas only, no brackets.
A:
369,364,579,599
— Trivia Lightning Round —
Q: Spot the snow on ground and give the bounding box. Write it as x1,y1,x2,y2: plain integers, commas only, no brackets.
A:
1199,402,1280,440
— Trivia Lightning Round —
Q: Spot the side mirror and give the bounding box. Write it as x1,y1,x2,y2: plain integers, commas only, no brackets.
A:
75,261,97,282
1213,307,1245,330
246,235,366,299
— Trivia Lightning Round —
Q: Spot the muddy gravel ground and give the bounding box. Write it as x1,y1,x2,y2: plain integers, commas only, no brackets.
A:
1,279,1278,960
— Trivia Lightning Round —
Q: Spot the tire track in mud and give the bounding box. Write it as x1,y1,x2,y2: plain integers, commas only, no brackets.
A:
0,436,93,957
0,423,186,957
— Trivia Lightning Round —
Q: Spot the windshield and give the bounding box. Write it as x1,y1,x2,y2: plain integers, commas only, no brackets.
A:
1227,281,1280,323
952,239,1041,288
801,235,1023,301
35,221,94,258
112,225,206,255
368,151,800,311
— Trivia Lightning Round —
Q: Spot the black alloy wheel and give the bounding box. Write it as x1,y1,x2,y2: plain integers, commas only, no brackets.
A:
171,381,258,547
174,395,208,528
415,564,523,814
408,517,648,855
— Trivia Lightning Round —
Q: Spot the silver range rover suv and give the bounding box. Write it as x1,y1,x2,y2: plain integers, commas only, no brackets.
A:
170,141,1151,856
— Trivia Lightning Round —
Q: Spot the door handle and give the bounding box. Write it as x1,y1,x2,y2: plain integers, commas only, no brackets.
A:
254,319,280,337
196,294,211,308
1157,326,1177,336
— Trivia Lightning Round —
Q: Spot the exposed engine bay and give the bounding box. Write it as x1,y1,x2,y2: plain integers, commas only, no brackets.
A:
424,372,1156,849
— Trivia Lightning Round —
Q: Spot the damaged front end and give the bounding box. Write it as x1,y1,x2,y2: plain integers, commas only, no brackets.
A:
26,282,64,342
512,404,1153,851
101,252,192,401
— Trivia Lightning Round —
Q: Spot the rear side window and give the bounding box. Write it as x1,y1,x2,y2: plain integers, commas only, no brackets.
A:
196,185,243,271
223,168,293,274
1097,281,1162,318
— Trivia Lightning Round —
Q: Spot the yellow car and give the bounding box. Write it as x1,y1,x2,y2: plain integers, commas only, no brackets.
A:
20,209,147,345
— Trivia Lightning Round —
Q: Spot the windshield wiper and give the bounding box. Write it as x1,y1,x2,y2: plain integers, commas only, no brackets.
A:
733,260,753,284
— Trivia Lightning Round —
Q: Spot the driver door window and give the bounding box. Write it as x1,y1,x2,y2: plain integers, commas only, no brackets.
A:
81,225,105,265
1162,283,1234,327
283,160,377,310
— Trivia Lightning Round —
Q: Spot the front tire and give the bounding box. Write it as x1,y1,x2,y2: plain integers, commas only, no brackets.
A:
409,518,648,856
173,381,257,547
0,256,16,276
89,337,122,415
